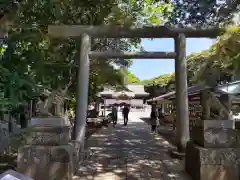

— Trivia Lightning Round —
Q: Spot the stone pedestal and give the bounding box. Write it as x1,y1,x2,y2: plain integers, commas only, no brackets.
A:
17,117,76,180
185,141,240,180
187,120,240,180
192,120,237,148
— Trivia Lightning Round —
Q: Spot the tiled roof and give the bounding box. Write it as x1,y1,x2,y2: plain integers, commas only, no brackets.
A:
126,84,147,93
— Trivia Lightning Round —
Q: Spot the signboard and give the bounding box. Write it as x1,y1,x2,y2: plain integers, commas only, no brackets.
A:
0,170,33,180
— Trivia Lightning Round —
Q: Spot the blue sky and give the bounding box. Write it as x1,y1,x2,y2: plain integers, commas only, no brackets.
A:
129,38,215,80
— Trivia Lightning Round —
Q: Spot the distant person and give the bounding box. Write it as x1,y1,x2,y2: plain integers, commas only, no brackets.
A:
150,104,159,133
112,104,118,127
122,105,130,126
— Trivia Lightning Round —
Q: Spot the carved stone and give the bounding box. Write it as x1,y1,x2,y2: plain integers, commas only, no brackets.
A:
26,126,70,145
185,141,240,180
17,117,74,180
192,120,238,148
17,145,74,180
194,120,234,129
30,117,66,126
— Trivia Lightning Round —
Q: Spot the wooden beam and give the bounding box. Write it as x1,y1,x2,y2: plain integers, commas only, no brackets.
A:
89,51,176,59
48,25,223,38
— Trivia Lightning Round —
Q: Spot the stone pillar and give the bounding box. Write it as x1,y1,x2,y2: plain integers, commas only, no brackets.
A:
186,120,240,180
174,33,190,152
74,33,91,152
17,117,75,180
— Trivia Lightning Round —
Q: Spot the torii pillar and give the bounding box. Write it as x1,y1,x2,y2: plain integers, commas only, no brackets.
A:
48,30,91,153
174,34,190,153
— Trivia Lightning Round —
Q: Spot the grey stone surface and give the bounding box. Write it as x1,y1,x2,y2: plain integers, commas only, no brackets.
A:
192,127,240,148
0,170,33,180
26,126,70,145
17,117,74,180
195,120,234,129
192,120,239,148
17,145,74,180
30,117,66,126
185,141,240,180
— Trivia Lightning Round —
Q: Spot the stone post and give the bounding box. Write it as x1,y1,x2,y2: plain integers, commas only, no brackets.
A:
17,117,75,180
74,34,91,153
174,33,190,152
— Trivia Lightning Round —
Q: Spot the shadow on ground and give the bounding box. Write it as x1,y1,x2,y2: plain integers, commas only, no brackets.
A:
75,118,191,180
140,117,178,147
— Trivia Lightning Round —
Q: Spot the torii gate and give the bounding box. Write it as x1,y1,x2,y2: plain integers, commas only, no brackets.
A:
48,25,222,153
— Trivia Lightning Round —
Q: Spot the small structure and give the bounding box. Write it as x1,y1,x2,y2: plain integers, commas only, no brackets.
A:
99,84,149,108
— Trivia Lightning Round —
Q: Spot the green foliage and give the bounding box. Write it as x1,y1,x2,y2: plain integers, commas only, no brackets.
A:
0,0,173,112
127,71,140,83
141,73,174,86
168,0,239,27
187,26,240,86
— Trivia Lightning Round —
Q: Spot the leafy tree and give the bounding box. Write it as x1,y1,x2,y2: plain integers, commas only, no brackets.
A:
168,0,239,27
127,71,140,83
141,73,174,86
194,26,240,86
0,0,174,113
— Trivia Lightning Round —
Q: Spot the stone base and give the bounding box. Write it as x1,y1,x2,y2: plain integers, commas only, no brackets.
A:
185,141,240,180
17,145,74,180
26,126,70,145
192,127,240,148
191,120,239,148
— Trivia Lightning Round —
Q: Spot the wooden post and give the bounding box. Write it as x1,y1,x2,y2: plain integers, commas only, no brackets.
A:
174,33,190,152
74,34,91,151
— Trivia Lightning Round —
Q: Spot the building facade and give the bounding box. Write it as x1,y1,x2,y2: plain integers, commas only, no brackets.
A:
98,84,149,108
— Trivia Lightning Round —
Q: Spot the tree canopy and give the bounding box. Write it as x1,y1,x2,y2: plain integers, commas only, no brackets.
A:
168,0,239,27
127,71,140,83
0,0,174,112
141,73,174,86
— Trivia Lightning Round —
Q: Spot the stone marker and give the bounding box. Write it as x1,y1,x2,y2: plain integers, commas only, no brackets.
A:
186,120,240,180
17,117,75,180
185,141,240,180
0,169,33,180
191,120,239,148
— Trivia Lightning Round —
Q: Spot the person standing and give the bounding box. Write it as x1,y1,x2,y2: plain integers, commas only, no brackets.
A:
122,105,130,126
112,104,118,127
150,104,159,133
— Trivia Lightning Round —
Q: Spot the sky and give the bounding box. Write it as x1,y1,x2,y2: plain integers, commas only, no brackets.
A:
129,38,215,80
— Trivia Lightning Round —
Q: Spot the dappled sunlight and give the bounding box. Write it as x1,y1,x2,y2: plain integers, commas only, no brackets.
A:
74,111,190,179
